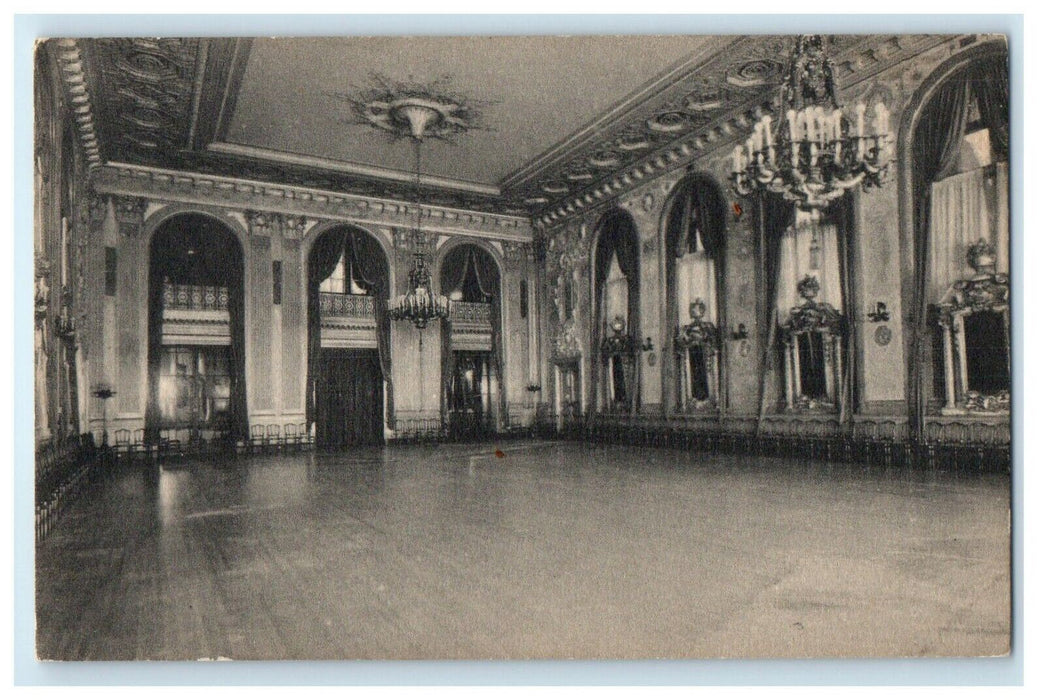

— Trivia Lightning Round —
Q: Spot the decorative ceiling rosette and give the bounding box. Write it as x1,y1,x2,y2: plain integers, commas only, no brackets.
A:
326,72,493,143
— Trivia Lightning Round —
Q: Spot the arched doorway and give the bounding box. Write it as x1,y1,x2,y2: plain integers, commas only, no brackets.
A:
145,213,248,446
438,243,504,440
662,175,727,414
306,226,392,448
591,208,640,414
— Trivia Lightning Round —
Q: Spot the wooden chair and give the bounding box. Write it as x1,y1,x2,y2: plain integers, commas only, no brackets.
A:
266,424,283,451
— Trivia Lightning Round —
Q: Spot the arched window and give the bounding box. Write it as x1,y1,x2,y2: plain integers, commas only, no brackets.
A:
592,209,640,414
663,176,725,413
911,50,1010,417
306,227,393,444
438,244,505,436
146,214,247,444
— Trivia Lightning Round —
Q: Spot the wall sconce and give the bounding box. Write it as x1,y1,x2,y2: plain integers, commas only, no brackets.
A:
731,323,749,341
642,337,655,352
867,302,890,324
526,383,542,393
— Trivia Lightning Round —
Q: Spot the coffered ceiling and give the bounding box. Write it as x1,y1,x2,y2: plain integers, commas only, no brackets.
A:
64,34,952,219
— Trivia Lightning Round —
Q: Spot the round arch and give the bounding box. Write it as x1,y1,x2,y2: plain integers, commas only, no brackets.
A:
658,173,729,414
588,206,641,414
896,39,1009,438
143,209,249,444
304,221,395,440
303,220,395,297
432,237,506,297
434,238,508,434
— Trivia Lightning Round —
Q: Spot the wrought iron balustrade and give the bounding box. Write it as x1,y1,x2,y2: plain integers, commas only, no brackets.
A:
450,301,492,325
319,292,376,319
163,282,229,312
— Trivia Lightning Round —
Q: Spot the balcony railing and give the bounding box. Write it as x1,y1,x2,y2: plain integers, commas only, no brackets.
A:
163,282,229,312
319,292,375,319
451,301,492,325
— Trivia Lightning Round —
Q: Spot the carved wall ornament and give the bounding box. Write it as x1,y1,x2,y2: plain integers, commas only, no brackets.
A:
246,210,277,231
675,298,720,350
281,214,308,238
782,277,845,336
552,319,583,365
601,316,636,357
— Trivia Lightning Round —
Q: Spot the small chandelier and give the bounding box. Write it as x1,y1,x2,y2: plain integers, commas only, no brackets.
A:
387,102,452,331
390,250,450,330
730,35,892,209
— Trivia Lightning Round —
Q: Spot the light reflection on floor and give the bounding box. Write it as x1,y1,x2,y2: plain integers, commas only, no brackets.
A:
36,441,1011,660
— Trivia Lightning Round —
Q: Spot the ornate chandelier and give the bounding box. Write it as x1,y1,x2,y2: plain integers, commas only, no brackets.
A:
730,35,892,209
387,102,452,331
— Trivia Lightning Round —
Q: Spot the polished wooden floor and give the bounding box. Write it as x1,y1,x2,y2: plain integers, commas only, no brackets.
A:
36,441,1011,660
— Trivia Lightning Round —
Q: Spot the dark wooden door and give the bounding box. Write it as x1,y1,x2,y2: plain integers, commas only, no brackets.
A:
316,349,384,448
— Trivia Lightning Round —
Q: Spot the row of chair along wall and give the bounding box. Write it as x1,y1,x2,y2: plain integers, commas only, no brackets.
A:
35,412,1010,542
534,412,1012,472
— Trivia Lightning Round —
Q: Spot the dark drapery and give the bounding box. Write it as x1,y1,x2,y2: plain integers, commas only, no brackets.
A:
315,349,384,447
755,194,794,434
348,231,395,428
663,177,727,413
831,194,857,425
439,246,505,427
974,56,1010,160
909,69,973,440
590,210,641,414
305,229,346,429
471,250,506,426
145,215,247,443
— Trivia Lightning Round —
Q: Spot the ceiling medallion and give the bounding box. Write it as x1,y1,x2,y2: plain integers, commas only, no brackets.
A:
727,59,785,88
647,111,690,134
588,151,622,169
686,91,725,112
328,73,488,142
615,134,652,152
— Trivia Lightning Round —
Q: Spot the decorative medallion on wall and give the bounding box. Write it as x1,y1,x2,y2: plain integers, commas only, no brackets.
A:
874,325,892,346
552,320,582,365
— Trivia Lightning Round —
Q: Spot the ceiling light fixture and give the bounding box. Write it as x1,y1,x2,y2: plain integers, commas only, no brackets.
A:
730,35,892,209
388,103,451,338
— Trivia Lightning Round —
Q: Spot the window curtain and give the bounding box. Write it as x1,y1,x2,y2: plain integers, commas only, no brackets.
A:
663,178,726,413
774,210,843,316
439,246,471,426
909,68,974,439
347,231,394,429
591,211,640,414
975,56,1010,160
306,229,348,429
756,194,795,433
470,249,506,427
928,164,1009,302
145,219,247,444
438,246,505,427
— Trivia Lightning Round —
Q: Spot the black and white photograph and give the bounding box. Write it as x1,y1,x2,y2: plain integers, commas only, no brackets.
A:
31,30,1013,662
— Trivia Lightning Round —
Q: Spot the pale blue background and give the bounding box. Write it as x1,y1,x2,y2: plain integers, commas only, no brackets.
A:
13,13,1024,686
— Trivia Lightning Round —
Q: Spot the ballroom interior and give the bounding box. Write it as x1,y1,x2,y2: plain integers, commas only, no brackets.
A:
33,34,1013,660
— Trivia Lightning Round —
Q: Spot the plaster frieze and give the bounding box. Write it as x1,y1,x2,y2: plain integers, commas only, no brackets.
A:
52,39,103,170
532,33,957,227
92,163,533,244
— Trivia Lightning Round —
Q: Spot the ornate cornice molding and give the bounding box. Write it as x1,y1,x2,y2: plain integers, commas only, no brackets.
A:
93,162,533,242
530,33,955,228
52,39,103,169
